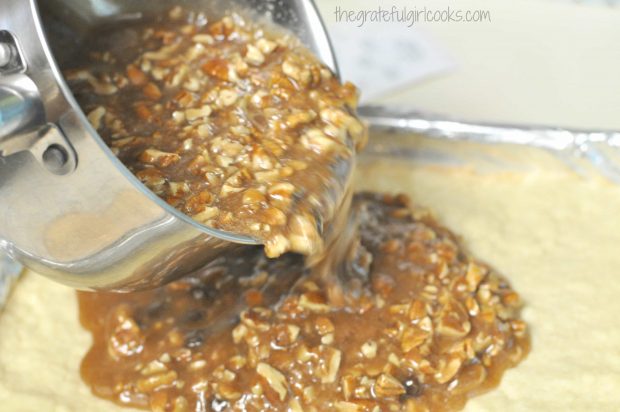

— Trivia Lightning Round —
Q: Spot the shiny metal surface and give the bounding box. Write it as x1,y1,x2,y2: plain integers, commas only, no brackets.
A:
0,43,10,67
360,106,620,183
0,0,335,291
0,251,22,311
0,75,43,148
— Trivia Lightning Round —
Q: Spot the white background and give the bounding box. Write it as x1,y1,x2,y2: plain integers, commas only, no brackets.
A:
316,0,620,130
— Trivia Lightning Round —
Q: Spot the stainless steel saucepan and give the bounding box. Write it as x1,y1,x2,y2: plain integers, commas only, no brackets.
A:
0,0,337,291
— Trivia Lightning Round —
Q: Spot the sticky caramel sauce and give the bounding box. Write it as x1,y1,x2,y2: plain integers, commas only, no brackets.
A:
78,194,529,412
66,9,366,258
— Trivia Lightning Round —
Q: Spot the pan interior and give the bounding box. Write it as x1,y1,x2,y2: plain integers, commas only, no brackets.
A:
39,0,318,72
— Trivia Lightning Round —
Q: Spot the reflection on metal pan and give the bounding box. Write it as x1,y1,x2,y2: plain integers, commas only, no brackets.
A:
4,105,620,306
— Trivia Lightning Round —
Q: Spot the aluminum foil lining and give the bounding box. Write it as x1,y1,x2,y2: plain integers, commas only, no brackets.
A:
360,105,620,182
2,105,619,307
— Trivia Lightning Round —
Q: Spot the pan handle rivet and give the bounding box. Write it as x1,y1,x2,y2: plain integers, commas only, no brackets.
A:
42,144,69,174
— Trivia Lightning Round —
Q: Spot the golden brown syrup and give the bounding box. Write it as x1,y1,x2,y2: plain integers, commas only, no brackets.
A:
78,193,529,412
66,10,366,258
71,8,528,412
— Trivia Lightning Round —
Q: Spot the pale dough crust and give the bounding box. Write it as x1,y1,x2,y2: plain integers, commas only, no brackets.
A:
2,159,620,411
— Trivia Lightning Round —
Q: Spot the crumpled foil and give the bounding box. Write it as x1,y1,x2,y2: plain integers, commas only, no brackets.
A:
2,106,619,307
359,106,620,182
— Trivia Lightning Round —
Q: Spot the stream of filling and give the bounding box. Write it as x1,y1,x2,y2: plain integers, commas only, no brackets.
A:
68,7,528,412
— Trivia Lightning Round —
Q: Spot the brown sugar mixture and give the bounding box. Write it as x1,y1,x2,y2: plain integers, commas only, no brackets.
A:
70,7,528,412
78,193,529,412
66,8,366,258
